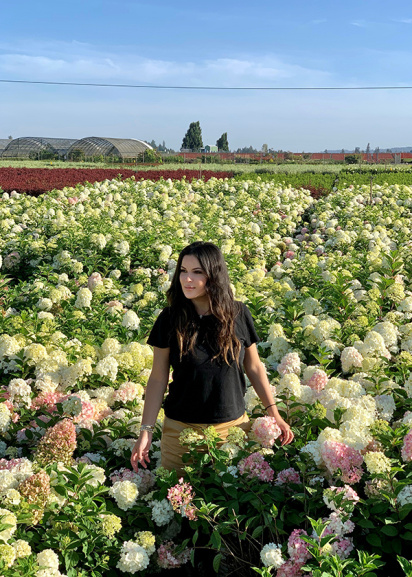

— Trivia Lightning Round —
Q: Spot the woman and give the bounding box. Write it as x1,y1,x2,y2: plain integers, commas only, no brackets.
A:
131,241,293,475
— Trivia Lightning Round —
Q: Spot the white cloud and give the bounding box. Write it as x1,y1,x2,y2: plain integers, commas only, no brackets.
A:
393,18,412,24
0,40,331,87
351,20,368,28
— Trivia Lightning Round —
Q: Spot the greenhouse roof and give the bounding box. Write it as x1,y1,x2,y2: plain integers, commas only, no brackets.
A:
67,137,153,159
2,137,77,158
0,139,11,152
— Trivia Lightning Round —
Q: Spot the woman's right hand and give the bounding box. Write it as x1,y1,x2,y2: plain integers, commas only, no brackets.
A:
131,431,152,471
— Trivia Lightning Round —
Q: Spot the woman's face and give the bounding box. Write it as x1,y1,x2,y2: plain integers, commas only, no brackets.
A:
179,255,208,300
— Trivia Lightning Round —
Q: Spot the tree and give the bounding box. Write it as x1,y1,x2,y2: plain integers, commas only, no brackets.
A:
181,121,203,151
366,143,371,155
354,147,360,154
236,146,259,153
216,132,229,151
261,144,268,154
345,154,360,164
8,135,12,140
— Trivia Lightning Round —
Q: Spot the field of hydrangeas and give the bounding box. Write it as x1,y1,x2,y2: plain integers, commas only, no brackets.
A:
0,175,411,577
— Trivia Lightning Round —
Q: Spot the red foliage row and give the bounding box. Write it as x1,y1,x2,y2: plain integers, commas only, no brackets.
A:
0,168,234,195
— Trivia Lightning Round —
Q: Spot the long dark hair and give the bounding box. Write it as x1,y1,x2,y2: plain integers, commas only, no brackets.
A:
166,241,242,366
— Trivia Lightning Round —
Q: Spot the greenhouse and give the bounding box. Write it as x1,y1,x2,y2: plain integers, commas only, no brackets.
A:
0,139,11,154
67,137,152,161
1,137,77,159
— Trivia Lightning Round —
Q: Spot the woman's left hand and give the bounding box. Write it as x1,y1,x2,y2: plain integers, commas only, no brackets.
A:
275,416,294,446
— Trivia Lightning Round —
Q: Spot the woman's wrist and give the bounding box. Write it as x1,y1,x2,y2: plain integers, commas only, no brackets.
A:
266,405,281,419
140,424,155,433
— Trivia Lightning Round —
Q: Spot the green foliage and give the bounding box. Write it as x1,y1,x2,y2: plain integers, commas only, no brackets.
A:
216,132,229,152
344,154,361,164
136,148,162,163
181,121,203,152
398,555,412,576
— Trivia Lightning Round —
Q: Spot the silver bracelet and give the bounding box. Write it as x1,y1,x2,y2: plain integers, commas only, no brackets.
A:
140,424,155,433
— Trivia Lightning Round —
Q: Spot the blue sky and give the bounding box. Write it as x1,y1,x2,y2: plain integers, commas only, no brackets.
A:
1,0,412,151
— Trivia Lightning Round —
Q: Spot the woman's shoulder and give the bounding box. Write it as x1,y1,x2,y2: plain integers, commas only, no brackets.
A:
234,300,249,314
153,306,172,324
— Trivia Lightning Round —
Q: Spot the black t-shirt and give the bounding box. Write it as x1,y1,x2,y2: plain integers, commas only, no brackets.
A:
147,301,260,423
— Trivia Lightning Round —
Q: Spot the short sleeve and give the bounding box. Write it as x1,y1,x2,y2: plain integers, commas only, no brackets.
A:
147,307,172,348
241,303,260,347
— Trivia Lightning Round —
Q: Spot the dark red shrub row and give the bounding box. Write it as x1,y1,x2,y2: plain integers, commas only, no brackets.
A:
0,168,234,195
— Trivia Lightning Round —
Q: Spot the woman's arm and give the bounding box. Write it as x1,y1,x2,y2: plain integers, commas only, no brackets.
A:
131,346,170,470
243,343,294,446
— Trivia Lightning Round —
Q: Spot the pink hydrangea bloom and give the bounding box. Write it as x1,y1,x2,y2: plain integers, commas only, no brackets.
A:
0,457,30,471
167,478,197,520
333,485,359,503
332,537,354,559
35,418,77,466
321,441,363,485
287,529,310,565
277,353,301,376
401,430,412,462
305,369,328,392
74,401,95,423
238,452,274,482
275,468,301,485
157,541,191,569
32,392,66,413
277,560,306,577
251,416,282,448
88,272,103,291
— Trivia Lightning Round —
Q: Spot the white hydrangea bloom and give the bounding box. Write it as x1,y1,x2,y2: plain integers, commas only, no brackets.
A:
0,508,17,541
36,549,59,577
375,394,396,421
0,335,21,359
83,464,106,488
397,485,412,507
122,310,140,330
12,539,32,558
405,375,412,398
101,338,121,356
109,480,139,511
150,499,174,526
74,287,92,309
36,298,53,311
341,347,363,373
0,404,12,433
114,241,130,256
7,378,32,407
260,543,285,568
277,373,301,398
117,540,150,573
372,321,399,350
364,451,391,474
62,395,83,417
95,356,118,382
0,470,19,492
244,385,260,412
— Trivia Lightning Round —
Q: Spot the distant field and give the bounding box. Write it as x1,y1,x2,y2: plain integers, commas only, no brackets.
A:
1,158,411,174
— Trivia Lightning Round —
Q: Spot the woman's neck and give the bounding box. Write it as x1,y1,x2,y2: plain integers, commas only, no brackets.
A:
191,297,211,316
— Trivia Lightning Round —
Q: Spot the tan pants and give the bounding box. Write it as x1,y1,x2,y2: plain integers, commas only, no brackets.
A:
161,413,251,476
